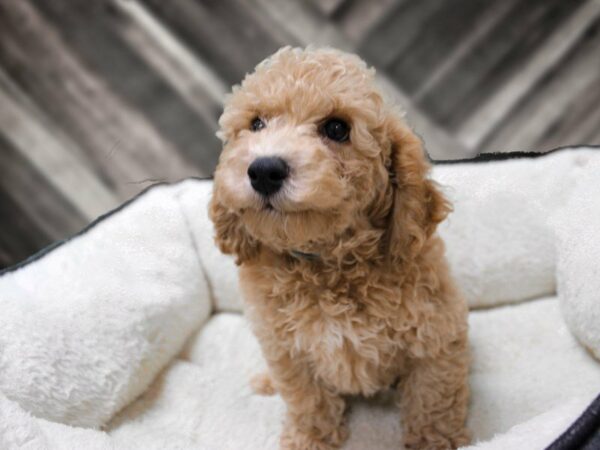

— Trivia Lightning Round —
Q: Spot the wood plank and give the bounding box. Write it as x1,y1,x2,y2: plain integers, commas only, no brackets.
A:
306,0,348,18
388,0,512,96
358,0,444,68
481,16,600,153
30,0,221,172
142,0,286,85
0,0,200,199
412,0,515,103
337,0,401,44
417,0,584,129
0,133,87,242
537,80,600,149
113,0,227,107
0,69,119,220
248,0,348,50
0,189,53,270
458,0,600,150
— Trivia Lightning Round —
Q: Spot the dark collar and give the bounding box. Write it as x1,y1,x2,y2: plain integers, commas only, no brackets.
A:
289,250,320,261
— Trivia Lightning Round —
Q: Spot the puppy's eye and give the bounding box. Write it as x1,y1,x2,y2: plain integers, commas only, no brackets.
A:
322,119,350,142
250,117,265,132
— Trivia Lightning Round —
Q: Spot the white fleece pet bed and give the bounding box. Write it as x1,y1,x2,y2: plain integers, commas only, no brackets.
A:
1,148,600,450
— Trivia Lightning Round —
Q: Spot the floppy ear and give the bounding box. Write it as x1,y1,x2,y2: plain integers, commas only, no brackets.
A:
209,194,260,265
384,116,451,262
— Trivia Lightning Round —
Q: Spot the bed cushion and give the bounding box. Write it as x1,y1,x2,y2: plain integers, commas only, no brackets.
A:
104,297,600,449
0,187,211,428
1,148,600,449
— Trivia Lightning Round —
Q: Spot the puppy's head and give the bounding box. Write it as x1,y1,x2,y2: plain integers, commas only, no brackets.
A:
210,47,449,264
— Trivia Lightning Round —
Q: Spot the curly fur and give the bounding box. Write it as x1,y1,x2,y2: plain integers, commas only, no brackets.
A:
209,47,470,450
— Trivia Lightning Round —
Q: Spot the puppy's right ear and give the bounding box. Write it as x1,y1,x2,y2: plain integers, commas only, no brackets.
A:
209,195,260,265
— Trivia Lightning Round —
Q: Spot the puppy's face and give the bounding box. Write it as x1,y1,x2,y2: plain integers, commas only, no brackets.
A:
211,47,448,262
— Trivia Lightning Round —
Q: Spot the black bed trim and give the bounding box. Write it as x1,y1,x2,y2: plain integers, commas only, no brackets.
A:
547,394,600,450
431,145,600,165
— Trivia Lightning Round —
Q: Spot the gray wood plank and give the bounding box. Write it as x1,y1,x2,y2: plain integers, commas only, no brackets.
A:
0,133,87,243
0,0,200,199
306,0,348,18
30,0,221,172
457,0,600,150
0,68,120,220
387,0,507,96
358,0,444,68
0,189,53,270
337,0,401,44
142,0,287,85
482,17,600,153
417,0,585,129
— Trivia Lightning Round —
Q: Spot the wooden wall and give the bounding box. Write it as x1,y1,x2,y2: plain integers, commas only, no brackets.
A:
1,0,599,268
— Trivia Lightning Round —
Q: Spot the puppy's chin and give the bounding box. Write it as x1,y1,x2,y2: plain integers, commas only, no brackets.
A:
241,206,350,253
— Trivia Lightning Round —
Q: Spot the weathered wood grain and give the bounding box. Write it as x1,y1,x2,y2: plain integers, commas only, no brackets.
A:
0,68,119,220
1,0,599,268
0,133,87,245
142,0,285,85
31,0,221,171
307,0,348,18
418,0,585,128
387,0,506,96
359,0,444,68
337,0,400,44
482,16,600,153
458,0,600,150
0,0,201,199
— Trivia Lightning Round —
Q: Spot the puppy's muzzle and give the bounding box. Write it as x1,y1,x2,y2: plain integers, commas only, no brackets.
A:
247,157,289,197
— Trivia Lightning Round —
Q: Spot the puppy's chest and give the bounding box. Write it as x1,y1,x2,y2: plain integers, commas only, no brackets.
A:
276,279,404,395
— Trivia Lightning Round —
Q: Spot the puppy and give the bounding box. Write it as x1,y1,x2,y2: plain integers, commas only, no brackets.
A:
209,47,470,450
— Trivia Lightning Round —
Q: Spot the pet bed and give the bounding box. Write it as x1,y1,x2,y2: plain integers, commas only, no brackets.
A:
1,147,600,450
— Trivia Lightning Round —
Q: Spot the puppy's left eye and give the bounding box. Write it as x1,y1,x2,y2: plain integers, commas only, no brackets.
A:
250,117,266,132
322,119,350,142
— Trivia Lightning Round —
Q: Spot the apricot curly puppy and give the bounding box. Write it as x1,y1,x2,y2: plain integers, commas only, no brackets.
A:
210,47,470,450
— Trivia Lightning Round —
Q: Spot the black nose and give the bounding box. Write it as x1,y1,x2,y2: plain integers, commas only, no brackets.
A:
247,157,289,197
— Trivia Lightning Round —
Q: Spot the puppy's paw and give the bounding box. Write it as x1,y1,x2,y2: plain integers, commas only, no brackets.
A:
249,372,276,396
280,423,348,450
404,427,471,450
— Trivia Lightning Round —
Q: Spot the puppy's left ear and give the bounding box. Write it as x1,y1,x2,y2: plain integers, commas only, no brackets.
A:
384,115,451,262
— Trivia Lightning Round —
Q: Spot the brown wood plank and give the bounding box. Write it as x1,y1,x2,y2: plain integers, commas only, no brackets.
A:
482,17,600,153
30,0,221,172
0,0,200,200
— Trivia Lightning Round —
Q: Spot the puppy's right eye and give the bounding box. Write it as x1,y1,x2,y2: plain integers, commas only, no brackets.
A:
250,117,265,132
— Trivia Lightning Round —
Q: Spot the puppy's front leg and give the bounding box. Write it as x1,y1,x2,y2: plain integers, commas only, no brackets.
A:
267,351,347,450
397,338,471,450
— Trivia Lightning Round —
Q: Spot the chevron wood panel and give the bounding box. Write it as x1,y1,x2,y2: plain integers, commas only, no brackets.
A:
0,0,598,268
